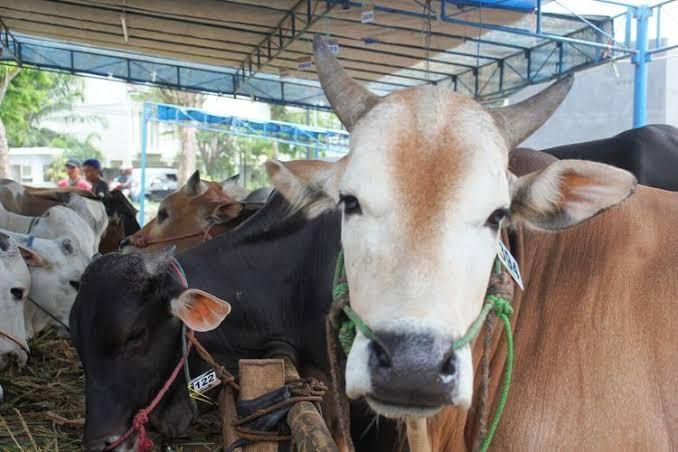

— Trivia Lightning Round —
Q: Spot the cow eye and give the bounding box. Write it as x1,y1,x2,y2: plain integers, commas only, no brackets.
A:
69,280,80,291
10,288,24,300
157,208,169,224
62,239,74,255
486,208,510,229
339,194,362,216
126,329,146,347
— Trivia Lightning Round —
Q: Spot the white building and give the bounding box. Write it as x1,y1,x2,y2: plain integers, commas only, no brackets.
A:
8,147,61,187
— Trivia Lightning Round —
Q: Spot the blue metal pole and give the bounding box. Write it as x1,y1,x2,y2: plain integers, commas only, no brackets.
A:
536,0,543,34
632,5,651,128
139,102,150,225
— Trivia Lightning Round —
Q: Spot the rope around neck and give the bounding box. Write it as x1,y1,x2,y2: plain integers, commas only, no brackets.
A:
331,249,515,451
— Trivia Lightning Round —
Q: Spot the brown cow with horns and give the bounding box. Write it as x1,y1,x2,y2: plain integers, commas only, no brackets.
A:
263,37,678,449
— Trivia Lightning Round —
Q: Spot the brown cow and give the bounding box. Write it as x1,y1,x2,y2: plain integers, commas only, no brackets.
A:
122,171,261,253
262,37,678,450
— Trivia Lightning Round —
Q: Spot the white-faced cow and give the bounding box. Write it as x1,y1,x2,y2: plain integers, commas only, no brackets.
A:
0,203,100,256
2,230,89,337
70,37,677,451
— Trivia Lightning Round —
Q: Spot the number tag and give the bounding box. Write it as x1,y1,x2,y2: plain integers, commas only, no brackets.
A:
297,56,313,71
327,40,339,55
189,370,221,394
361,9,375,23
497,241,524,290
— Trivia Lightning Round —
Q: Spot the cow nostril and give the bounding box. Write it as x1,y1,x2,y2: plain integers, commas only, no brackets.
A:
369,340,392,368
441,353,457,378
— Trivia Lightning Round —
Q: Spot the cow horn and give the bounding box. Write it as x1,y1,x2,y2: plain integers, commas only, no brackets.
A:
489,74,574,149
313,35,379,131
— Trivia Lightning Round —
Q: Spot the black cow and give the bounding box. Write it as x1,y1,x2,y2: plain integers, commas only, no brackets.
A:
102,190,141,236
517,124,678,191
70,191,401,451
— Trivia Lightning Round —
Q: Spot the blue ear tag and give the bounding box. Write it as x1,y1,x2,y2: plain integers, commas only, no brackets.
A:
497,241,524,290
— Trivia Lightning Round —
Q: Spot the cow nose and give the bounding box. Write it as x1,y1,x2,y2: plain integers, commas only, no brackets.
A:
367,332,458,408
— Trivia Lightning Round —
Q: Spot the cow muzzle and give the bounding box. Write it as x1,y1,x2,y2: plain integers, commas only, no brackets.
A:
347,330,473,418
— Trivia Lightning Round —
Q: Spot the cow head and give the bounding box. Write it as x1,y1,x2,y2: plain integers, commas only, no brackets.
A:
65,194,109,244
16,234,90,337
121,171,247,253
0,232,31,371
70,250,230,451
30,206,100,256
265,37,637,418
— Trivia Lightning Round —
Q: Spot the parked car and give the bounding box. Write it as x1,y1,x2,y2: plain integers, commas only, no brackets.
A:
147,172,178,201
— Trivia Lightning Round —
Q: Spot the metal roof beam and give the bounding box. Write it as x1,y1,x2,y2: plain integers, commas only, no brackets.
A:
439,0,634,54
234,0,333,94
339,1,529,51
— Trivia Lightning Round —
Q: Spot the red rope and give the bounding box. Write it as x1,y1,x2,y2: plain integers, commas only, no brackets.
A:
0,330,29,354
105,334,194,451
132,224,215,248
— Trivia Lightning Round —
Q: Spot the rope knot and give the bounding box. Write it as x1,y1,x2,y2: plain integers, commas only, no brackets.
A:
488,295,513,317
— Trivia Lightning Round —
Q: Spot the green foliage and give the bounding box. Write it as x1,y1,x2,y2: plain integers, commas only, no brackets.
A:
0,65,105,182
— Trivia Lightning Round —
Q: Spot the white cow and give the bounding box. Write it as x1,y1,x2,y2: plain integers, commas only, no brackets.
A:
64,195,109,246
0,203,100,256
0,232,32,402
2,230,89,337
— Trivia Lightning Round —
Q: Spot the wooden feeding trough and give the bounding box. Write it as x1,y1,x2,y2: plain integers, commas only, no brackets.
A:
218,358,338,452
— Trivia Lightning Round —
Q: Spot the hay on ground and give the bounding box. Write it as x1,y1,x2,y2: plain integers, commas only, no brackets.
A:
0,329,222,451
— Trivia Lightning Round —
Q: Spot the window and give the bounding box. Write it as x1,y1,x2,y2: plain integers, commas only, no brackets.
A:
21,165,32,183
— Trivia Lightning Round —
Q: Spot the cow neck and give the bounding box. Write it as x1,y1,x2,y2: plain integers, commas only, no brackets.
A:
439,227,526,451
176,191,341,374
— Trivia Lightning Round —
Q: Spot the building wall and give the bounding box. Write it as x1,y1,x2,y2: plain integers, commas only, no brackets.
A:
509,56,674,149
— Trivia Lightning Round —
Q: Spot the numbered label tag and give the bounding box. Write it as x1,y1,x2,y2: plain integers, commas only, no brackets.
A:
189,370,220,394
497,241,524,290
297,56,313,71
361,9,375,23
327,39,339,55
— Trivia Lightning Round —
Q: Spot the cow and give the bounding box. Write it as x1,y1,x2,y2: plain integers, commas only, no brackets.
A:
120,171,263,253
0,232,33,404
70,37,678,451
520,124,678,191
0,180,139,253
0,232,31,373
0,203,100,256
3,229,89,337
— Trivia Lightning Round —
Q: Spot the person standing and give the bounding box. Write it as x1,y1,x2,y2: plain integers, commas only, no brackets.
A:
82,159,109,198
58,159,92,191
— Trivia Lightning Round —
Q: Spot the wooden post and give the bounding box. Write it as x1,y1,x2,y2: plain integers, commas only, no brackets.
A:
219,385,239,450
281,358,339,452
239,359,285,452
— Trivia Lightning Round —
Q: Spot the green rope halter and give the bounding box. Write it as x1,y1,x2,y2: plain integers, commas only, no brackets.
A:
331,249,514,452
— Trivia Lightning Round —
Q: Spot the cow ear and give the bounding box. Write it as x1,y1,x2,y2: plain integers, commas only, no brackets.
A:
511,160,637,230
265,158,346,218
183,171,207,197
18,245,47,267
170,289,231,332
211,202,244,223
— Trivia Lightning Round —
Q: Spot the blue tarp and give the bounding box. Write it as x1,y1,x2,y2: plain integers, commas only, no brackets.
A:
155,104,349,145
446,0,536,12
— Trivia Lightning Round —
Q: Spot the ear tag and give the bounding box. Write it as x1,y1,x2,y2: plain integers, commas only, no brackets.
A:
497,241,524,290
188,369,220,403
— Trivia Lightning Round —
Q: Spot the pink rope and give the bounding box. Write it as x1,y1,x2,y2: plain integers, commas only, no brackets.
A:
105,335,194,451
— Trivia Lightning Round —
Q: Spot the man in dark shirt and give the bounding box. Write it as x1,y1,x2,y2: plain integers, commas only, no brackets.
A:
83,159,110,198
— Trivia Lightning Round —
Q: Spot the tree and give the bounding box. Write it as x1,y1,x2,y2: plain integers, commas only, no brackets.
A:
0,66,21,177
0,65,104,177
196,130,239,181
133,87,205,185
